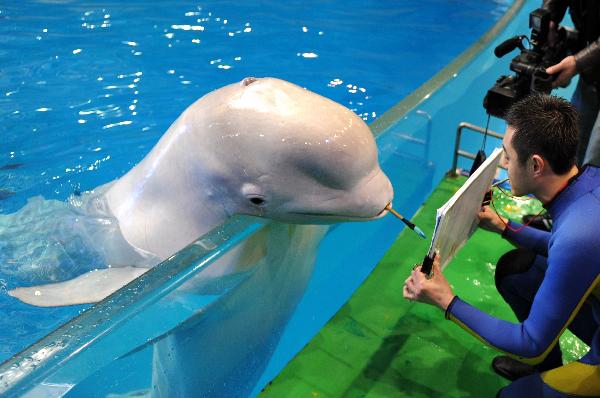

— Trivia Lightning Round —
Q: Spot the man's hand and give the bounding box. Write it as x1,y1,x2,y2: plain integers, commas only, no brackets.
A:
478,205,507,234
546,55,578,88
403,253,455,311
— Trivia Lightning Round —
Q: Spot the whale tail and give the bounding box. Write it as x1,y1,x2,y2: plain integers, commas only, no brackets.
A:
8,267,149,307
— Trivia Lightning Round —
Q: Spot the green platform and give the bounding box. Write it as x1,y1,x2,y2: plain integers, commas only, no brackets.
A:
261,176,588,397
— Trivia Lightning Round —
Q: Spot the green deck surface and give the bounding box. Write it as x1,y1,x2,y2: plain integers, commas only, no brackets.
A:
261,176,587,398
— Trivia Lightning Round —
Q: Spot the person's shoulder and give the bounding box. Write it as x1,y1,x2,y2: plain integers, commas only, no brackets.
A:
551,166,600,234
574,165,600,201
566,192,600,220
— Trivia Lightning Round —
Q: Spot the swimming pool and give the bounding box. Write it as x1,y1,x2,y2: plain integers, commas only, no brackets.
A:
0,0,516,396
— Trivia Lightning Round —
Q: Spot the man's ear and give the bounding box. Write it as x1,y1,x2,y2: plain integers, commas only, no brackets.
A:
531,154,545,177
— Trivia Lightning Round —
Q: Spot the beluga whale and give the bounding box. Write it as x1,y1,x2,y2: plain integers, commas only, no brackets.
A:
5,77,395,398
9,76,394,306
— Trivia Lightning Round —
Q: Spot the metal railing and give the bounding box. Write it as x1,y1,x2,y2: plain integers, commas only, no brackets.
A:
450,121,504,176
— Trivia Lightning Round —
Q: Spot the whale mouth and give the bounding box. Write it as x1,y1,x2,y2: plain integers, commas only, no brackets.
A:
288,207,388,221
378,203,391,216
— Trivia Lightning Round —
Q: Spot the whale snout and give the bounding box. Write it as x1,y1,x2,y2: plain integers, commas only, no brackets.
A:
280,168,393,223
347,168,394,220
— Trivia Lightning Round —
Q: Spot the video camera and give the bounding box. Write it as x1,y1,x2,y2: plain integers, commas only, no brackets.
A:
483,8,577,119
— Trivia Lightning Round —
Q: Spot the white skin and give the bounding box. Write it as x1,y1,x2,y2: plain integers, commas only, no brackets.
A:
403,126,579,310
546,21,577,88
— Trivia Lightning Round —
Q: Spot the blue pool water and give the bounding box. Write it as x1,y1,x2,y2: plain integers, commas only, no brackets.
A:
0,0,513,396
0,0,510,212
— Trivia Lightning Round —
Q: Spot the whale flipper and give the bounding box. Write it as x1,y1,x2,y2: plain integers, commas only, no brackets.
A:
8,267,149,307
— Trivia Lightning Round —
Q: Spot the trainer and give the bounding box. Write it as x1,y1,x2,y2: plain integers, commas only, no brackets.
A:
403,93,600,397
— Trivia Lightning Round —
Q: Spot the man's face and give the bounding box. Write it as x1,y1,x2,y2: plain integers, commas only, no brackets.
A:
502,126,532,197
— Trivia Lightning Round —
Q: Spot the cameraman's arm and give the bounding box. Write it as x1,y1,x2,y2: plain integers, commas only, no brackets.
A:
574,39,600,87
542,0,568,23
546,55,577,88
548,40,600,88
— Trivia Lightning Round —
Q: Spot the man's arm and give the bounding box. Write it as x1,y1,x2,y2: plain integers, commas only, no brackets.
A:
445,236,598,364
542,0,569,23
478,205,550,256
543,0,600,88
405,235,598,365
546,41,600,89
502,220,551,256
574,39,600,87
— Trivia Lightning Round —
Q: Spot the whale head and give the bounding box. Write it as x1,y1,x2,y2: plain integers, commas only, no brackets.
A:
184,77,393,224
104,77,394,258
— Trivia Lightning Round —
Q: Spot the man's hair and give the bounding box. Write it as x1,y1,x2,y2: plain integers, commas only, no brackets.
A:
504,93,579,174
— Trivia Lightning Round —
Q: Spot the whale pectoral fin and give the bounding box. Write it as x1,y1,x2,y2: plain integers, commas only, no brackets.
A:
8,267,149,307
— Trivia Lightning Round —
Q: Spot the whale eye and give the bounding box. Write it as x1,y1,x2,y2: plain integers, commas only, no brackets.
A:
249,196,266,206
241,183,267,207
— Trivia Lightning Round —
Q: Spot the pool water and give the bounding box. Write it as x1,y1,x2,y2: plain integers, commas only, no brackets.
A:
0,0,511,395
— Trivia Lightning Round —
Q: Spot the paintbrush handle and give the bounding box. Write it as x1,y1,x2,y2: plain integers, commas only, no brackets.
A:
386,206,426,239
401,218,416,229
421,254,434,275
387,207,405,220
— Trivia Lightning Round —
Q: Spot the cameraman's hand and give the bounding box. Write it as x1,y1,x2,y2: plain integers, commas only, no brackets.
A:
546,55,578,88
403,253,455,310
478,205,507,234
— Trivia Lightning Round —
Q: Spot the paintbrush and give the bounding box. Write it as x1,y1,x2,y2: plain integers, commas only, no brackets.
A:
385,204,426,239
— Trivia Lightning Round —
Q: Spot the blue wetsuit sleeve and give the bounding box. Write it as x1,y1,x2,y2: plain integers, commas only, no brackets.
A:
502,220,550,256
447,232,599,364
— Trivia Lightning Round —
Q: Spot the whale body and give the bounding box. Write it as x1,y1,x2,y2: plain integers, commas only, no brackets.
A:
6,77,393,397
9,77,393,306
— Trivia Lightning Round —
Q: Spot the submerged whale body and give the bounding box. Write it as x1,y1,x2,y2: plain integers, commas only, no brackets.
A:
6,77,394,397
